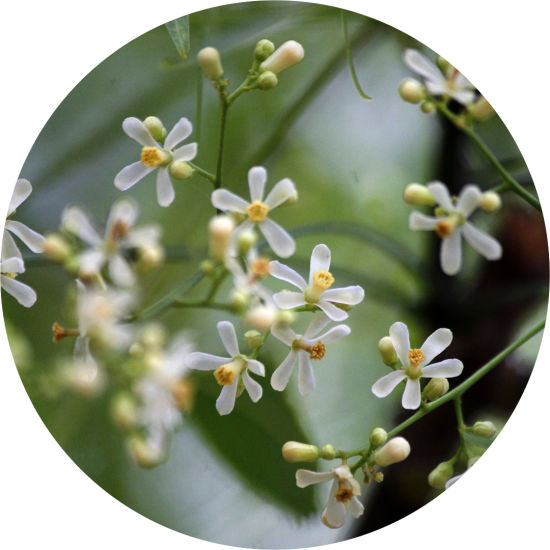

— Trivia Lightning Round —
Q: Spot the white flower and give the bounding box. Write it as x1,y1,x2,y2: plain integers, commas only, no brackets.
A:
0,256,37,307
3,178,45,260
372,321,463,410
296,464,364,529
269,243,364,322
62,199,162,286
225,248,272,303
211,166,297,258
409,182,502,275
188,321,265,415
404,49,475,105
271,312,350,395
114,117,197,207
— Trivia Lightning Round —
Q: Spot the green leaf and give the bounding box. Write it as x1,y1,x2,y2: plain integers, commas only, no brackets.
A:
189,357,316,517
166,16,191,59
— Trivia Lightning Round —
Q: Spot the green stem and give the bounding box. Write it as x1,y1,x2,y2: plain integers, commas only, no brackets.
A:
341,11,371,100
214,96,229,190
174,300,235,312
189,162,216,183
195,65,203,143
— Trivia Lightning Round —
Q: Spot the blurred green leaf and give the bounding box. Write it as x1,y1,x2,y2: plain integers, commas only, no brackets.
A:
166,16,191,59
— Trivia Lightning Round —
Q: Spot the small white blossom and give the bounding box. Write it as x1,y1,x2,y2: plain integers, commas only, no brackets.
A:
409,182,502,275
404,49,475,105
211,166,297,258
372,321,463,410
225,248,272,303
0,256,37,307
296,464,364,529
114,117,197,207
269,243,364,322
188,321,265,415
271,312,350,395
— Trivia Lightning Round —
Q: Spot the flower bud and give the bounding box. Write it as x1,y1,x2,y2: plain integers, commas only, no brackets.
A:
169,161,194,180
282,441,319,462
479,191,501,213
260,40,304,74
139,323,167,349
276,310,296,325
257,71,278,90
197,47,224,80
111,392,137,431
473,421,497,438
378,336,398,366
373,437,411,467
246,305,276,331
428,461,454,489
172,379,195,412
403,183,436,206
63,361,104,396
208,215,236,260
244,330,263,349
320,444,336,460
369,427,388,447
254,39,275,61
422,377,449,401
237,230,257,255
200,259,216,275
420,100,435,114
43,233,71,261
137,246,165,271
398,78,425,104
127,436,163,469
143,116,166,142
436,56,451,74
373,471,384,482
468,97,495,121
230,289,249,311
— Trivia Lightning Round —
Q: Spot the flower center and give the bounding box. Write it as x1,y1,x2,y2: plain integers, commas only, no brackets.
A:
335,480,354,503
213,357,246,386
435,213,464,238
111,220,130,241
250,257,270,280
304,270,335,303
140,146,171,167
292,339,326,360
52,322,80,343
405,348,425,379
246,201,269,222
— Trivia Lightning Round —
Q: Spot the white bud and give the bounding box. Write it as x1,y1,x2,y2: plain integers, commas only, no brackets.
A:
373,437,411,466
230,289,249,310
111,392,137,431
422,377,449,401
169,161,194,180
282,441,319,462
197,47,224,80
143,116,166,142
127,436,163,469
468,97,495,121
237,230,257,255
43,233,71,261
428,461,454,489
137,246,164,271
246,305,276,331
259,40,304,74
398,78,425,103
208,215,235,260
403,183,436,206
378,337,398,366
479,191,501,213
139,323,167,349
473,421,497,438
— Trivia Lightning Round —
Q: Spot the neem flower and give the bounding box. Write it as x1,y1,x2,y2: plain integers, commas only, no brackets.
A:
0,256,36,307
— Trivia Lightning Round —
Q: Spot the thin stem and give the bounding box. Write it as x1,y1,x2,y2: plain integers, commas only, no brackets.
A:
174,300,235,312
454,396,465,429
188,162,216,183
341,11,371,100
214,96,229,190
195,65,203,143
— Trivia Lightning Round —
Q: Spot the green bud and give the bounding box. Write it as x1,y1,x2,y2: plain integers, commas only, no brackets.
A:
254,39,275,62
144,116,166,142
244,330,263,349
479,191,501,213
320,444,336,460
473,421,497,438
237,230,257,255
111,392,137,431
257,71,278,90
436,56,451,74
197,47,224,80
403,183,436,206
373,471,384,482
127,436,163,469
276,310,296,325
398,78,425,104
139,323,167,349
169,161,194,180
369,427,388,447
230,289,249,311
282,441,319,462
43,233,71,261
282,189,299,206
467,97,495,121
200,259,216,275
373,437,411,467
378,336,398,366
434,206,446,217
420,100,435,114
428,461,454,489
422,377,449,401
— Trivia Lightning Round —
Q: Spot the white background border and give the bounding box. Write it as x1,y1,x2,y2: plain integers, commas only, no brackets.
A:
1,1,548,548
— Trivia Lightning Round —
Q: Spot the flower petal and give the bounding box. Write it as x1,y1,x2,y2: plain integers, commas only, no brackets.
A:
4,221,44,253
1,275,37,307
259,218,295,258
264,178,296,209
270,351,297,391
303,311,331,339
246,359,265,377
317,300,348,322
269,261,306,290
62,206,102,246
298,352,315,396
241,370,263,403
106,198,139,234
211,189,249,213
309,244,331,284
440,231,462,275
78,248,105,277
323,285,364,305
295,469,334,488
217,320,239,356
108,255,136,287
271,322,297,346
450,88,476,105
350,497,365,518
8,179,32,215
172,142,197,162
2,231,22,260
216,381,239,415
156,168,175,207
422,358,464,378
114,161,154,191
248,166,267,202
457,185,482,217
122,117,158,147
462,222,502,260
371,370,406,398
403,49,445,85
164,117,193,150
188,352,229,371
324,486,346,529
273,290,307,310
402,378,421,409
409,211,439,231
389,321,411,366
0,257,24,273
310,324,351,345
427,181,453,211
420,328,453,365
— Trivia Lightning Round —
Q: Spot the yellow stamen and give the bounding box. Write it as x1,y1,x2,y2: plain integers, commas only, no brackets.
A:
52,322,80,343
292,339,326,360
171,379,195,412
250,257,270,280
111,220,130,241
246,201,269,222
313,270,334,291
435,213,464,239
213,358,246,386
408,348,425,366
140,146,169,167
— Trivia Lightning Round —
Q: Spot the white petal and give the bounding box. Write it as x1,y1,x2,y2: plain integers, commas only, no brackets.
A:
303,311,331,339
4,221,44,253
156,168,175,207
272,290,307,310
422,359,464,378
172,142,197,162
259,218,295,258
403,49,446,85
164,117,192,150
264,178,296,209
108,255,136,287
402,378,421,409
309,244,331,284
106,198,139,233
211,189,249,213
420,328,452,365
248,166,267,202
298,352,315,396
462,222,502,261
317,300,348,322
371,370,406,398
2,231,22,260
122,117,158,147
114,161,154,191
1,275,37,307
1,257,24,273
409,211,439,231
456,185,482,217
449,88,476,105
350,497,365,518
323,285,364,305
246,359,265,377
270,351,298,391
216,381,239,415
295,469,334,488
440,231,462,275
242,371,263,402
427,182,453,211
126,225,162,248
389,321,411,366
425,81,447,96
271,323,297,346
78,249,104,277
188,352,228,371
62,206,102,245
445,474,462,489
310,324,351,345
324,491,346,529
8,179,32,215
215,320,239,356
269,261,306,290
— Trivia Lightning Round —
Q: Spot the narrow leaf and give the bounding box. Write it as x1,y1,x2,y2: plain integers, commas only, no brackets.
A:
166,16,191,59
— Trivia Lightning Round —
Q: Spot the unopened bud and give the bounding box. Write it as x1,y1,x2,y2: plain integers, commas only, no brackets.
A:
197,47,224,80
479,191,501,213
403,183,436,206
143,116,166,142
63,362,104,396
111,392,137,431
244,330,263,349
43,233,71,261
282,441,319,462
378,336,398,366
373,471,384,482
137,246,164,271
260,40,304,74
320,444,336,460
473,421,497,438
254,39,275,61
398,78,425,104
208,215,235,260
422,377,449,401
276,310,296,325
237,230,257,255
468,97,495,121
436,56,451,74
127,436,163,469
428,461,454,489
369,427,388,447
169,161,194,180
420,100,435,114
139,323,167,349
230,289,249,311
246,305,276,331
200,259,216,275
373,437,411,467
257,71,278,90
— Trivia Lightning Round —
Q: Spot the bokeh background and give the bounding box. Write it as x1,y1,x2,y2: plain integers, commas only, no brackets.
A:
3,1,547,548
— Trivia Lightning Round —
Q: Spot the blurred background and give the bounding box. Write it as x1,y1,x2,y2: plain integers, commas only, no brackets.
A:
3,1,547,548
